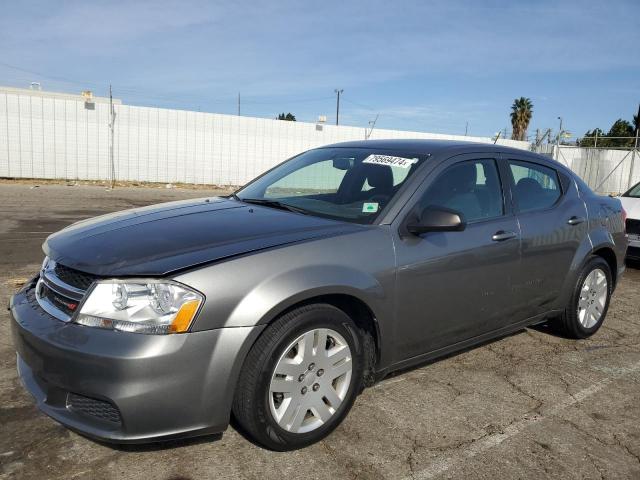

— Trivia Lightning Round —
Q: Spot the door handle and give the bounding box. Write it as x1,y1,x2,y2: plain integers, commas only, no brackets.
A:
567,216,586,226
492,230,517,242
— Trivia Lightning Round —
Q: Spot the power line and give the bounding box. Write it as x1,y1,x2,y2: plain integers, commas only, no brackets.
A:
0,61,334,109
0,61,97,88
239,96,334,105
342,98,376,111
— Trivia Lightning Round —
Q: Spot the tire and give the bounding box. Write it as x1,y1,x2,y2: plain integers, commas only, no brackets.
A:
232,304,364,451
553,256,612,339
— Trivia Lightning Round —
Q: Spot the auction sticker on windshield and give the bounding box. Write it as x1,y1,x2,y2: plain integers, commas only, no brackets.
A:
363,154,418,169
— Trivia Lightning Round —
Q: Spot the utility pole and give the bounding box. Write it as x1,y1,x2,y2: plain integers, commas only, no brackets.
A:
334,89,343,125
365,114,379,140
628,103,640,190
237,92,241,116
464,122,468,136
556,116,563,162
535,129,551,147
109,84,116,189
557,117,563,143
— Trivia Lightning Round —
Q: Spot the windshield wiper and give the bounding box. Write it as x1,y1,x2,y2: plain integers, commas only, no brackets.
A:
239,198,311,215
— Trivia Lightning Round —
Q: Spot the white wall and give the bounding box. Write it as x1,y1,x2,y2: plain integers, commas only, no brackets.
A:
0,87,531,186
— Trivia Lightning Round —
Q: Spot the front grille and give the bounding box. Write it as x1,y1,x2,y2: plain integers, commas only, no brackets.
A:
627,246,640,259
39,282,79,316
627,219,640,235
67,393,122,424
54,263,97,290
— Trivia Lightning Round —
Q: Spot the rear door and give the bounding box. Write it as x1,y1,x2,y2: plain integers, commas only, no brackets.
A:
502,156,588,318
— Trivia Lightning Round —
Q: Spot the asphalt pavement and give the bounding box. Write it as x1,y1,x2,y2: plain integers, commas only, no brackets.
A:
1,182,639,480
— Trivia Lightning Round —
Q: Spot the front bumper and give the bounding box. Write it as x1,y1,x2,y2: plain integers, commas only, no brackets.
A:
627,246,640,260
626,233,640,260
10,278,264,443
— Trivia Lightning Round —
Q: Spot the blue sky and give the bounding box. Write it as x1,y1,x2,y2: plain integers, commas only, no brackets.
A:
1,0,639,139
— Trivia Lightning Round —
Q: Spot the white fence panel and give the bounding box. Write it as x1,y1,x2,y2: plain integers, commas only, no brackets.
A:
2,88,539,186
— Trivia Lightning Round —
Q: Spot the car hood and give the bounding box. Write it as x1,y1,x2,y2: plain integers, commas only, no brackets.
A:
620,196,640,220
44,197,364,277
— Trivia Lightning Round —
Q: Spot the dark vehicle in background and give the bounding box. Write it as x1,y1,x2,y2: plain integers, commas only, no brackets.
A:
11,140,626,450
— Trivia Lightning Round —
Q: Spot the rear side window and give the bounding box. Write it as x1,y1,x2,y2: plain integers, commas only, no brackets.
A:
418,159,504,223
509,160,561,212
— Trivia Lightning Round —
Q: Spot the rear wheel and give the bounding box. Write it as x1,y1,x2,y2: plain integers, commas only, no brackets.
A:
553,256,612,338
232,304,364,450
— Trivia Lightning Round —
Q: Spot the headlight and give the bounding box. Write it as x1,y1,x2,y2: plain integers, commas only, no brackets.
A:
74,280,203,334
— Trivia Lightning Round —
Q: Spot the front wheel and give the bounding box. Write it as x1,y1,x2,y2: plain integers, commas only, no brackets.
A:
553,256,612,339
232,304,364,450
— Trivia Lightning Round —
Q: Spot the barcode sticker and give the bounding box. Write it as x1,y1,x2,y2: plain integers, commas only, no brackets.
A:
362,154,418,169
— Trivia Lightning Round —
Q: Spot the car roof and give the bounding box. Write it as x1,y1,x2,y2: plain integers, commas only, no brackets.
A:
318,139,574,176
318,138,529,156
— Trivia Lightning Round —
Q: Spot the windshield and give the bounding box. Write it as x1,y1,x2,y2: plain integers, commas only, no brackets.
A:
623,182,640,198
236,147,429,224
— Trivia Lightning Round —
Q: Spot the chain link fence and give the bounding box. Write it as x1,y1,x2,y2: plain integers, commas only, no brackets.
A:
532,140,639,195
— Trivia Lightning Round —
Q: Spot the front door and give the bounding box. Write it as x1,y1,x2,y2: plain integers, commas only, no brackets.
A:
392,155,521,361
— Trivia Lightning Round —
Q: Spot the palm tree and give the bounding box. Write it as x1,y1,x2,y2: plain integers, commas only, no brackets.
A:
510,97,533,141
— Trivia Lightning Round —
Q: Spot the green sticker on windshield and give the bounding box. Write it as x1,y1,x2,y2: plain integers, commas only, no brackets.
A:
362,202,379,213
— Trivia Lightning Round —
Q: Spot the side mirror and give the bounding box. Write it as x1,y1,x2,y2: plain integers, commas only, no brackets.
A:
405,206,466,235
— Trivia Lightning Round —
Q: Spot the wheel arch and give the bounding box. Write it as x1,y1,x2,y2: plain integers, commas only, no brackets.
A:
242,289,384,391
591,245,617,288
222,263,391,385
555,235,618,310
223,263,389,343
270,293,380,368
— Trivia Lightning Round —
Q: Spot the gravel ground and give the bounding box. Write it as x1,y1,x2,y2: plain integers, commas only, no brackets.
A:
1,182,639,480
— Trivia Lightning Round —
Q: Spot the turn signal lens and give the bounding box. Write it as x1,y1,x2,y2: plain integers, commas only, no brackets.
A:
169,299,202,333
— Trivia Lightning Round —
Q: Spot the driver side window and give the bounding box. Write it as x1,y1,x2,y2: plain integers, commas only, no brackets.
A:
419,159,504,223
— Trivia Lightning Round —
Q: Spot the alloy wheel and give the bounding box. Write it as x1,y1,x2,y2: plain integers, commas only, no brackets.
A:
577,268,608,329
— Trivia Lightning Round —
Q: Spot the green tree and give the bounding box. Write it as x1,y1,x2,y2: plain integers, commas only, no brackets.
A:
577,128,605,147
510,97,533,141
606,119,634,147
579,108,639,148
277,112,296,121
